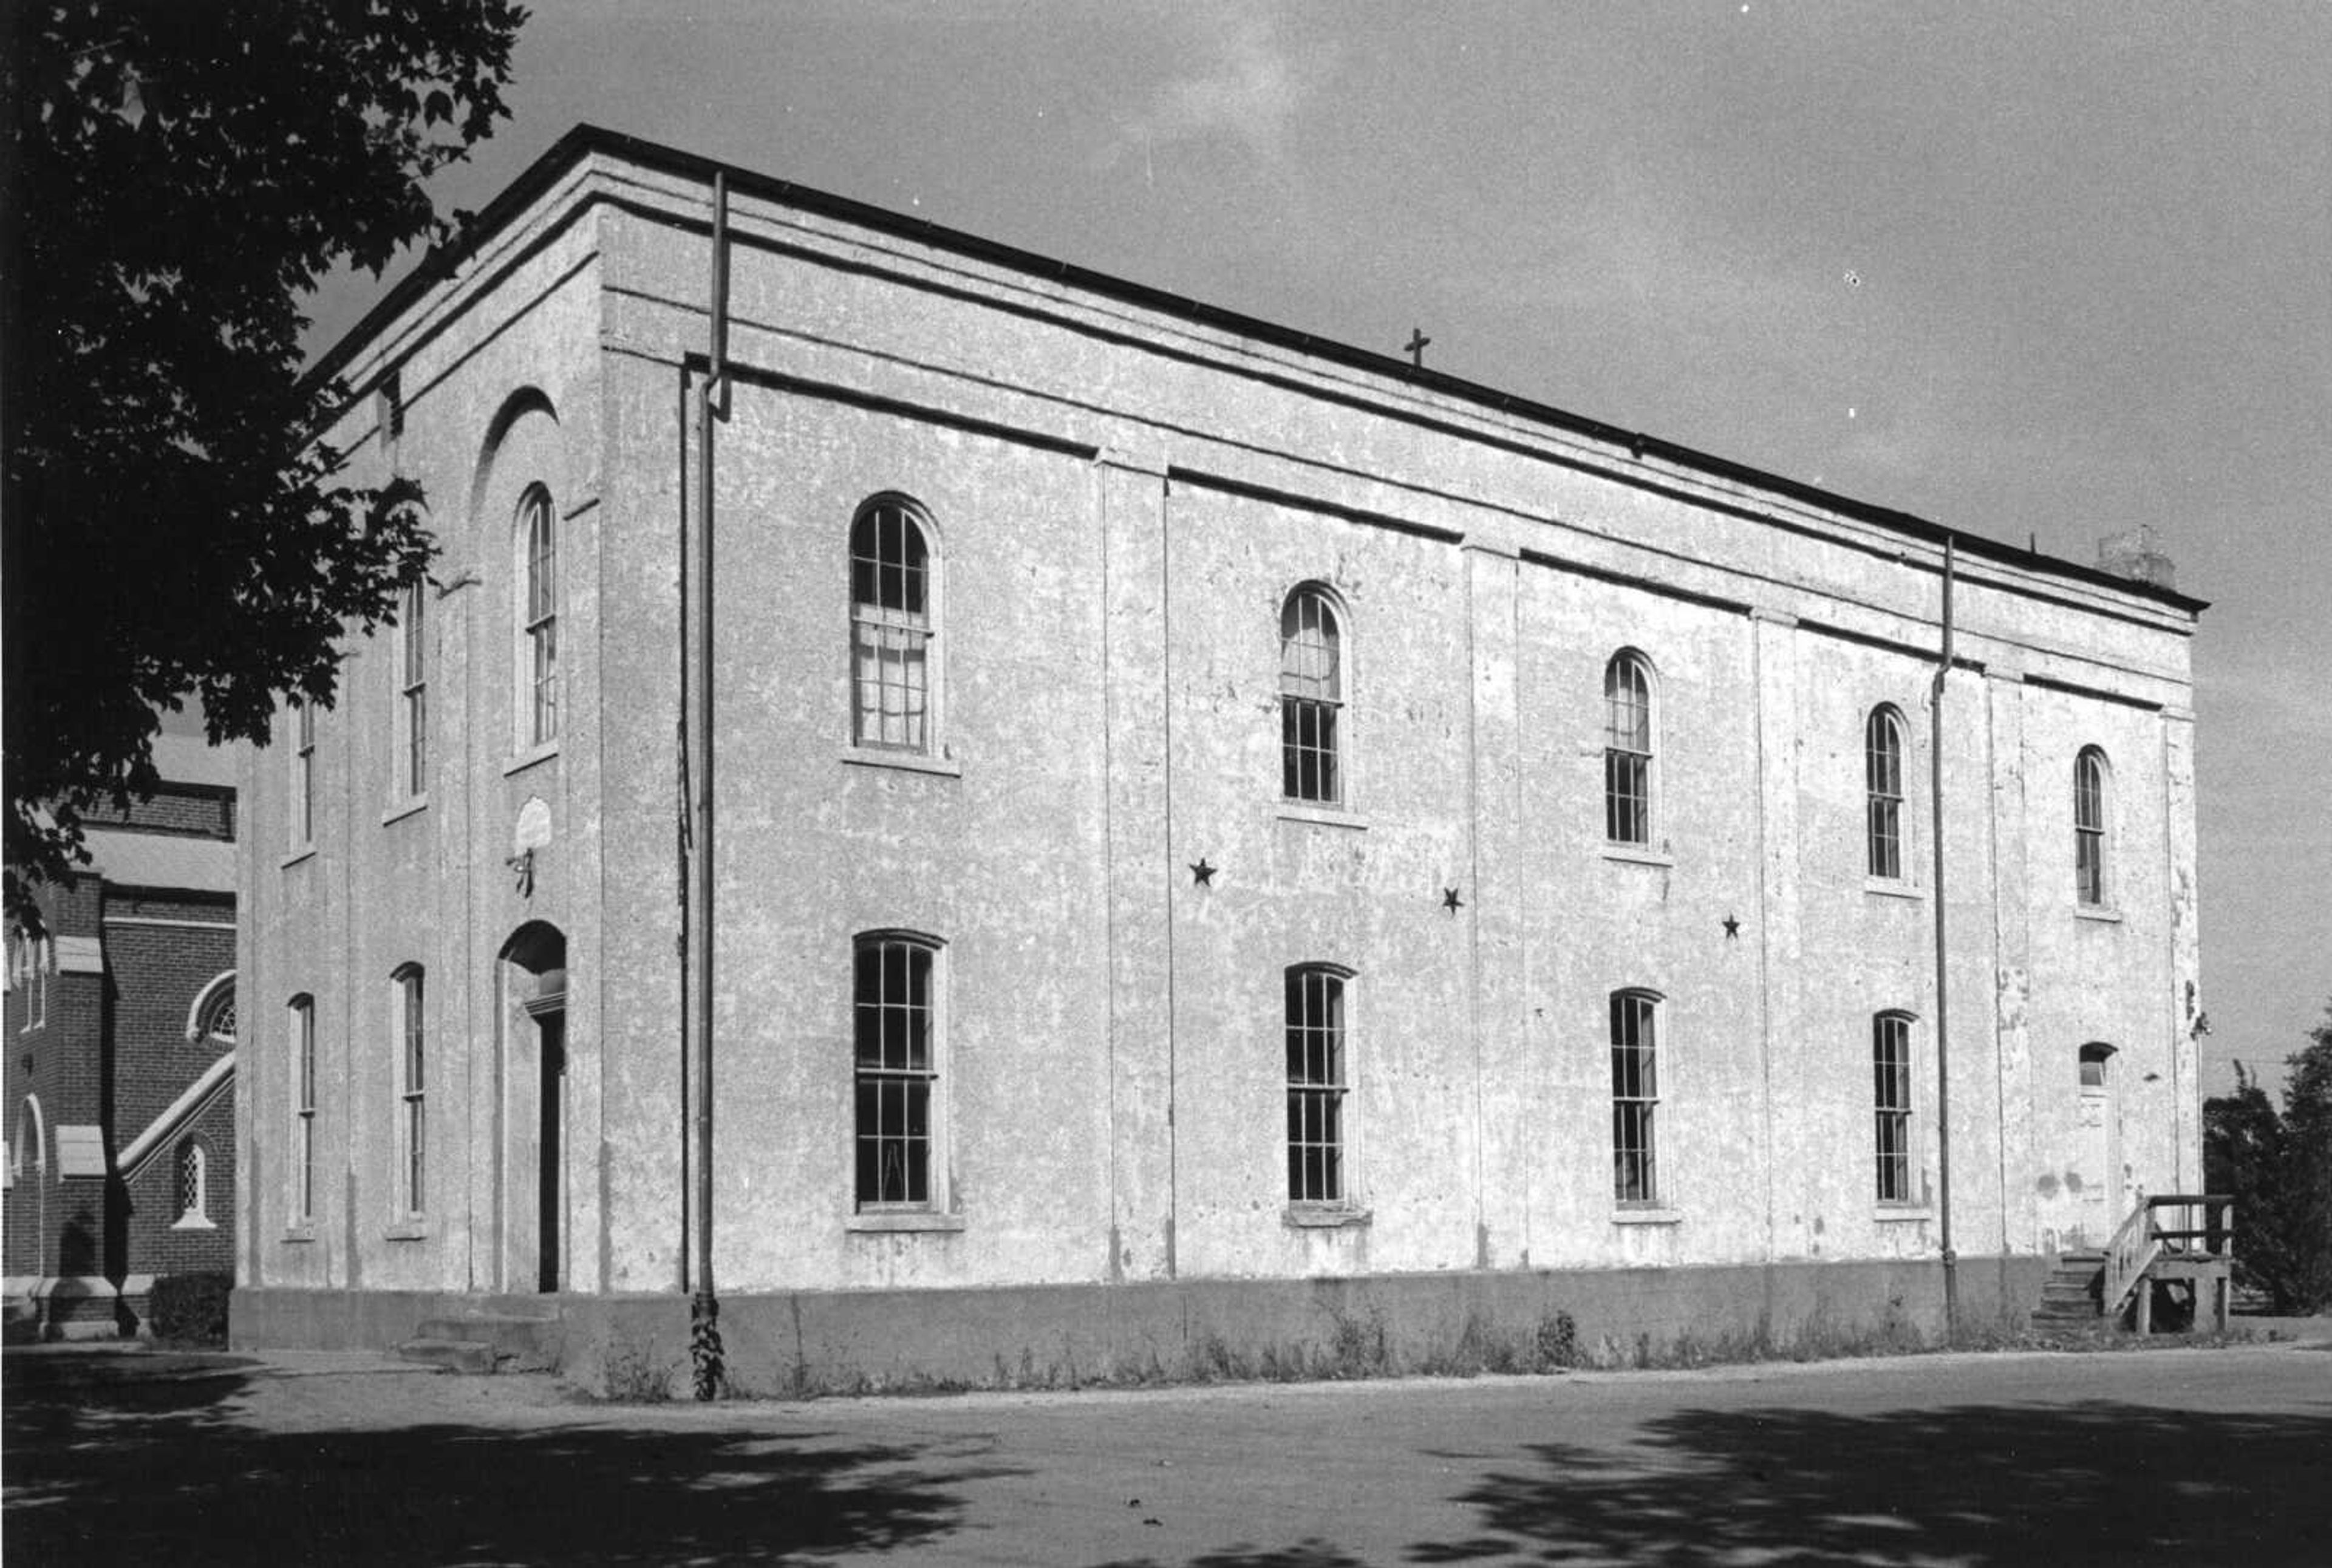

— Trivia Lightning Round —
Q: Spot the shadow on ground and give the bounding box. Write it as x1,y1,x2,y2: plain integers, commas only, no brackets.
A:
1405,1399,2332,1566
1102,1397,2332,1568
5,1367,1014,1564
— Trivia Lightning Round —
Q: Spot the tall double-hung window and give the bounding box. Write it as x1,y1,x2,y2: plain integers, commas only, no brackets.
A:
1280,588,1344,805
1866,706,1906,879
288,995,316,1226
1285,965,1350,1204
398,580,428,797
394,966,426,1218
1873,1011,1915,1203
2074,747,2109,906
850,497,935,752
1611,989,1661,1204
853,933,941,1207
1604,652,1655,845
521,485,559,747
289,698,316,850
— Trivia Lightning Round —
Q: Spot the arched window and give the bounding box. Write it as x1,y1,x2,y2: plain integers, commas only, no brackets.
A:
853,933,944,1207
1285,965,1351,1204
520,485,559,748
2075,747,2109,906
397,578,428,798
849,497,935,752
175,1138,210,1226
1873,1011,1916,1203
393,966,426,1219
1610,989,1661,1204
288,697,316,851
13,1096,44,1186
1280,587,1345,805
287,995,316,1227
1866,706,1907,880
1604,652,1655,845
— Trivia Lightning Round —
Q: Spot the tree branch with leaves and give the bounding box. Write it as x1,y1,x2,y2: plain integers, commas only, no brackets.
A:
2,0,528,928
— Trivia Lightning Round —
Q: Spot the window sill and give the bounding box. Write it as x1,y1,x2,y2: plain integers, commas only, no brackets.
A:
840,747,962,779
1601,845,1674,869
1282,1204,1371,1230
2075,905,2124,924
845,1210,966,1233
381,796,428,827
1611,1206,1683,1225
384,1220,429,1241
281,1226,317,1244
1874,1206,1934,1222
171,1215,216,1232
1276,803,1368,831
502,745,559,778
1864,878,1925,901
279,847,316,870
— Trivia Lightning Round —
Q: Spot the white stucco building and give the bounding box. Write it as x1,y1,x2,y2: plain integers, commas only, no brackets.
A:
234,128,2205,1391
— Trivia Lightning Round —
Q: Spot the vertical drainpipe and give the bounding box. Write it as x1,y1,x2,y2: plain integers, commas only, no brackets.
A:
689,171,729,1399
1932,536,1958,1338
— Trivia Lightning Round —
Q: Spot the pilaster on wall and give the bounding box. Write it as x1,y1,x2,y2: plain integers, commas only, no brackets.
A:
2160,711,2201,1194
1937,665,2004,1255
1464,545,1527,1267
1985,670,2036,1253
1748,609,1800,1261
1099,444,1175,1281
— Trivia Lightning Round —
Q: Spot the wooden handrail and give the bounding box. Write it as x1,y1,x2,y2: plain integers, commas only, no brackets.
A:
2099,1195,2236,1318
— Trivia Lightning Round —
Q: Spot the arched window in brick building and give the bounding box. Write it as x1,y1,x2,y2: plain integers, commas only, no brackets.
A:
174,1138,210,1227
1604,651,1656,846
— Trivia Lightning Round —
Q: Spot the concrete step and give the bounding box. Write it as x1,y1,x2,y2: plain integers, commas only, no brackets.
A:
394,1337,497,1374
398,1313,561,1374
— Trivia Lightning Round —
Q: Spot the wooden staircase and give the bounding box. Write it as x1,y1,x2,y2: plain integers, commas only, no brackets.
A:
2032,1196,2235,1335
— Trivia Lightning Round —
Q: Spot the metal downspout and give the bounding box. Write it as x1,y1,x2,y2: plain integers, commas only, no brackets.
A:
1933,536,1958,1337
689,171,729,1399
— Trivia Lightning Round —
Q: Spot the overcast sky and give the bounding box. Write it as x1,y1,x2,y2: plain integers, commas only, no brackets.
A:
306,1,2331,1094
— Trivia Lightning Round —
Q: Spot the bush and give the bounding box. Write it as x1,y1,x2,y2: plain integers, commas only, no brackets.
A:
145,1271,233,1347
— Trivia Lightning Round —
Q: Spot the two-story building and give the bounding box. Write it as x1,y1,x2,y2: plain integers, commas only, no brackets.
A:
231,128,2204,1392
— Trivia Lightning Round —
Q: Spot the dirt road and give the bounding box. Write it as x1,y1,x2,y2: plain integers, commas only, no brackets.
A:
8,1338,2330,1564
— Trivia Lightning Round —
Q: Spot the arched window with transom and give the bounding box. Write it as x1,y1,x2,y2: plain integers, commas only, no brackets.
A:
1604,652,1655,845
2075,746,2110,907
519,485,559,748
850,497,936,752
1280,586,1344,805
1866,706,1908,880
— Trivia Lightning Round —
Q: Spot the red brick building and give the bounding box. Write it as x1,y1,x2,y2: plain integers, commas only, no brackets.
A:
5,734,236,1338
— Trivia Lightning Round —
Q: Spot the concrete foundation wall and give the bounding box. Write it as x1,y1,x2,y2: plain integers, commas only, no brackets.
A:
236,1253,2050,1396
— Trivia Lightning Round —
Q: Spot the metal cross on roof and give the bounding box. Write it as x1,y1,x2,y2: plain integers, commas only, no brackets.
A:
1405,326,1431,368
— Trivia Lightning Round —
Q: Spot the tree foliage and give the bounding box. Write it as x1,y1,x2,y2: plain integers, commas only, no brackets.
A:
2204,1004,2332,1314
2,0,527,925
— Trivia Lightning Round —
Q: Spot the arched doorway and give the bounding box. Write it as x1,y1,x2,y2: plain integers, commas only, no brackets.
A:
500,922,567,1292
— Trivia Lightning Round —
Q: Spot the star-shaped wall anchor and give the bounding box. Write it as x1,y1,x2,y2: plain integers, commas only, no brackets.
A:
1722,913,1741,939
1443,887,1464,913
1190,858,1216,887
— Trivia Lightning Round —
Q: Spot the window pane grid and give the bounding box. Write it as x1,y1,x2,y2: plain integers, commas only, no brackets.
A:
854,938,935,1206
1280,591,1343,805
1873,1014,1914,1203
402,584,428,796
851,503,933,751
524,490,558,745
2075,751,2106,905
401,973,426,1216
292,1001,315,1224
1604,656,1652,845
1285,967,1346,1203
178,1141,204,1221
1866,711,1904,879
1611,992,1659,1204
